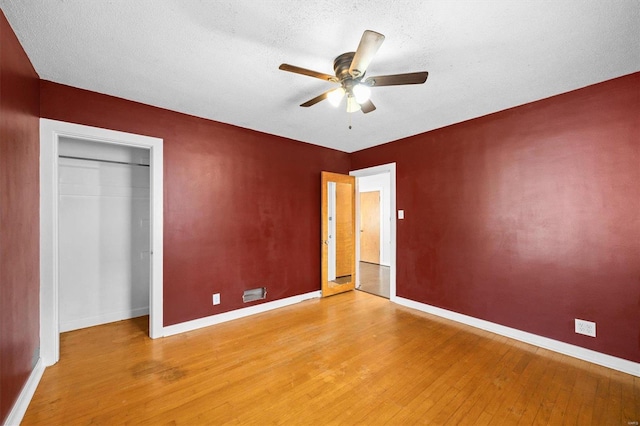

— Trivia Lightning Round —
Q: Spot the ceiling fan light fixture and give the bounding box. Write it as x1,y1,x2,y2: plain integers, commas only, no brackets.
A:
352,84,371,104
327,87,345,107
346,95,361,113
279,30,429,116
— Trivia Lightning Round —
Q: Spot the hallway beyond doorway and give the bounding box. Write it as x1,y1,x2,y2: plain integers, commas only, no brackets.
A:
357,261,390,298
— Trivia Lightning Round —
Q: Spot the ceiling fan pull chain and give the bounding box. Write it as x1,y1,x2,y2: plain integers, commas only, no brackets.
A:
348,112,352,130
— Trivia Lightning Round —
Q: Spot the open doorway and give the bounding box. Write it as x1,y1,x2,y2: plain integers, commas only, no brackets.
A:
40,119,164,366
357,176,390,298
350,163,396,301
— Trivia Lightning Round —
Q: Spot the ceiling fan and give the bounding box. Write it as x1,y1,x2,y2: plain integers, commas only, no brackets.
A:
279,30,428,114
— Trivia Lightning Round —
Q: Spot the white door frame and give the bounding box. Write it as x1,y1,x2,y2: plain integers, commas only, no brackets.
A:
40,119,164,366
350,163,396,301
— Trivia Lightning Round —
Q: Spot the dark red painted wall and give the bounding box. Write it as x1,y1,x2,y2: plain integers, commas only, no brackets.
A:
352,73,640,362
40,81,351,326
0,10,41,423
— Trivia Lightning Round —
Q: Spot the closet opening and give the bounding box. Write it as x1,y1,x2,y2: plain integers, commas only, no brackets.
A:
40,119,164,366
57,137,151,333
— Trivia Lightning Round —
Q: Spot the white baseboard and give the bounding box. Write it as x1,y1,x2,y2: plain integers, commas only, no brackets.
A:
394,296,640,378
60,306,149,332
162,291,321,337
3,358,45,426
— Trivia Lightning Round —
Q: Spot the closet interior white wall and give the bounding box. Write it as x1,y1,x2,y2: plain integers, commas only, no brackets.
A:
58,137,151,332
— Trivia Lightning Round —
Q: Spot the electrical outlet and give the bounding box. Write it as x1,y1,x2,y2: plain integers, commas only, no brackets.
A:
212,293,220,305
575,319,596,337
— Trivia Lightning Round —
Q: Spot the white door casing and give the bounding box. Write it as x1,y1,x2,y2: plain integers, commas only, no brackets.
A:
40,119,164,366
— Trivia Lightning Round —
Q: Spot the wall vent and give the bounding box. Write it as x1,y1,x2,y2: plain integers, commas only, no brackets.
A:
243,287,267,303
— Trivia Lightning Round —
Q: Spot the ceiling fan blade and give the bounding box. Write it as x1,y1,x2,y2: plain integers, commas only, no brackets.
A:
300,89,335,107
364,71,429,87
348,30,385,78
279,64,338,83
360,99,376,114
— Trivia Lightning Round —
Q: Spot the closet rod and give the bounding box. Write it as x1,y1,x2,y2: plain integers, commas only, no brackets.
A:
58,155,150,167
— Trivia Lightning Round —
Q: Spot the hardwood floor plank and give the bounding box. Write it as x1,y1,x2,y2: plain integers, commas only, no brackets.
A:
358,262,390,299
576,371,598,424
510,350,555,425
547,388,572,425
21,291,639,425
530,352,565,425
591,363,612,424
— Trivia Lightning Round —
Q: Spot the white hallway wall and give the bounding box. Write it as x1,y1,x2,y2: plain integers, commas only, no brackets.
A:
58,137,150,332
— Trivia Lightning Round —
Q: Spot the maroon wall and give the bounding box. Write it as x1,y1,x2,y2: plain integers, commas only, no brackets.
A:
351,73,640,362
0,10,41,423
40,81,351,326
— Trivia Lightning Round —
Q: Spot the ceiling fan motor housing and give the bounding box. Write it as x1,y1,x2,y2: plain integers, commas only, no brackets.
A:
333,52,360,82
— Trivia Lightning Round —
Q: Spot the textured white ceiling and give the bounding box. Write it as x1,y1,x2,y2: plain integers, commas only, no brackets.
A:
2,1,639,152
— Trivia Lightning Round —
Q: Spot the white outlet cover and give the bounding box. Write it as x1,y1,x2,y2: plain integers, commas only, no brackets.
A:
398,210,405,220
213,293,221,305
575,319,596,337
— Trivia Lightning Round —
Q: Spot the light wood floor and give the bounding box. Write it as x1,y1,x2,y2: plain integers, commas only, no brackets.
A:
23,291,638,425
358,261,390,298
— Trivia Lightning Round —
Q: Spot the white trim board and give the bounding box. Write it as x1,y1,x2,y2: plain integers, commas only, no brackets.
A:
394,296,640,378
3,358,45,426
40,119,164,366
163,291,321,336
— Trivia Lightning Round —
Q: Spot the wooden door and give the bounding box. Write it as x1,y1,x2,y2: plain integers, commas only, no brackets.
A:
321,172,356,297
360,191,380,264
